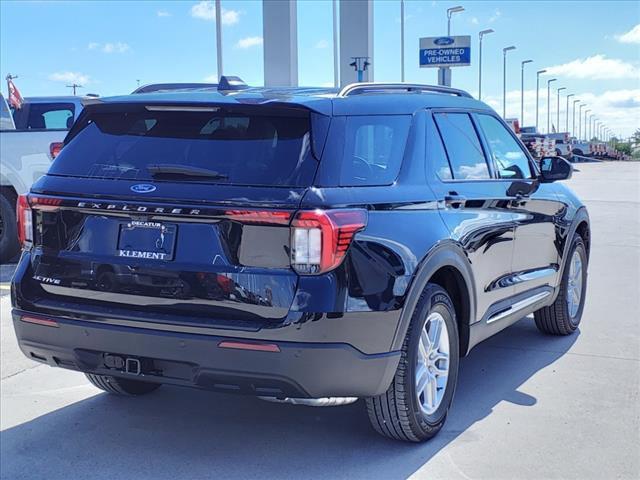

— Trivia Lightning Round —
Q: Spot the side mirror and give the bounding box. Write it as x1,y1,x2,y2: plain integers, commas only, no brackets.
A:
539,156,572,183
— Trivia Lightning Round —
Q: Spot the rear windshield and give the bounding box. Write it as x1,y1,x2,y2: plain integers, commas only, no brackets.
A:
49,105,316,186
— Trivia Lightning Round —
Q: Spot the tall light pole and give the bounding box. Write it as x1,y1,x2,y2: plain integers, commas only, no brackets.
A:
556,87,566,133
535,69,546,132
400,0,405,82
546,78,557,133
565,93,574,134
440,6,464,87
589,115,595,141
333,0,339,87
478,29,494,100
578,104,586,140
520,59,533,125
502,46,516,118
215,0,223,79
573,99,580,139
584,109,591,141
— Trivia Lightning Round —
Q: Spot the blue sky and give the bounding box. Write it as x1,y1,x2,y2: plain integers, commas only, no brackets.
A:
1,0,638,136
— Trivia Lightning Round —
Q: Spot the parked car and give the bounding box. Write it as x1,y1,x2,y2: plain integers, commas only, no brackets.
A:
11,81,590,442
570,140,592,157
0,94,89,261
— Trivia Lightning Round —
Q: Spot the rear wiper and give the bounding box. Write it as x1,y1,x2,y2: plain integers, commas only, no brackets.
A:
147,164,228,180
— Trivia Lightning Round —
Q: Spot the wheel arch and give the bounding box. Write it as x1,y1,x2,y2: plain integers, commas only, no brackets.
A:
391,242,476,357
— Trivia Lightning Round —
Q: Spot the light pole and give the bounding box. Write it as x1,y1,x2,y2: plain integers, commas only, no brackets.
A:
546,78,557,133
578,104,586,140
584,109,591,141
556,87,566,133
502,46,516,118
400,0,405,82
535,70,546,132
478,29,494,100
566,93,574,134
520,59,532,125
215,0,223,79
440,6,464,87
573,99,580,139
589,115,595,141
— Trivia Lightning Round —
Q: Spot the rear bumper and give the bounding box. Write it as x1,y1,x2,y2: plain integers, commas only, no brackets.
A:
12,310,400,398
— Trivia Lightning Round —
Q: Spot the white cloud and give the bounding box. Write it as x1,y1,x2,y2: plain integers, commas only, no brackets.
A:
489,9,501,23
235,36,263,49
204,73,218,82
543,55,639,80
616,24,640,44
157,10,171,17
315,39,329,49
221,8,240,25
470,17,479,25
102,42,130,54
190,1,241,25
87,42,130,53
49,71,90,85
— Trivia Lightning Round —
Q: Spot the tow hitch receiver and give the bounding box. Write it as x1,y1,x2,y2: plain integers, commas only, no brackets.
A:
104,354,142,375
125,358,141,375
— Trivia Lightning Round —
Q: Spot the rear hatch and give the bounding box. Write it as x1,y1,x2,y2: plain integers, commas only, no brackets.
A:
22,101,326,330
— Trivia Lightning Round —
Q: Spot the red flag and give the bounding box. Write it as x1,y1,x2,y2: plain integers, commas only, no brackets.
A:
7,78,24,109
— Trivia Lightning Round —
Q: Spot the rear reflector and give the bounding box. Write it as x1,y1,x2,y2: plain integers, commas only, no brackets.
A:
218,341,280,352
21,316,59,327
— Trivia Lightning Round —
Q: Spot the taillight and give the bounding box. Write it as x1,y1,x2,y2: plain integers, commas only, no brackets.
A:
291,209,367,274
49,142,64,159
16,195,33,247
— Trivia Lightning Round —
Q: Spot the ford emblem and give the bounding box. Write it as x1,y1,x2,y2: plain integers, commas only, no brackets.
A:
434,37,455,46
130,184,157,194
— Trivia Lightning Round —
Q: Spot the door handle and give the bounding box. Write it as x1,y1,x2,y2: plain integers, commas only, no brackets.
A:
444,194,466,208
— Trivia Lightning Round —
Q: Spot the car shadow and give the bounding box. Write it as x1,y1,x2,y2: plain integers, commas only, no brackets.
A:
0,317,578,480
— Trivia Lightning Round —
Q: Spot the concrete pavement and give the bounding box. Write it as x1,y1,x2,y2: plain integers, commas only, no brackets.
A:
1,161,638,479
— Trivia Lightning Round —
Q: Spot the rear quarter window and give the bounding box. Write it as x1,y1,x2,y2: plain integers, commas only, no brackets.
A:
338,115,411,186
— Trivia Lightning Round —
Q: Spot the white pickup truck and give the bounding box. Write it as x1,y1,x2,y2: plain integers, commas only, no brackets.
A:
0,93,87,260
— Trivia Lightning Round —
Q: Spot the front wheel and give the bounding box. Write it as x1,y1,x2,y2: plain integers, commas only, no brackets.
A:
534,235,588,335
366,284,459,442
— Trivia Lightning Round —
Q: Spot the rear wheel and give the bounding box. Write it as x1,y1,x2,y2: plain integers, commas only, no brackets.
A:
534,235,587,335
366,284,459,442
0,192,20,263
85,373,161,396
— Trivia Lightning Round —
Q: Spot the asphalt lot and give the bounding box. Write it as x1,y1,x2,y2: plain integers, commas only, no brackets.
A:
1,161,638,480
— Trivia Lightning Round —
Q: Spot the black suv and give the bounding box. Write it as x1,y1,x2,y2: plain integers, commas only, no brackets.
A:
11,82,590,442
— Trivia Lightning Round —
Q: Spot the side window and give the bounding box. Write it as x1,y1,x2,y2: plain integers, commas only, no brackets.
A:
476,114,533,179
339,115,411,186
24,103,75,130
433,112,490,180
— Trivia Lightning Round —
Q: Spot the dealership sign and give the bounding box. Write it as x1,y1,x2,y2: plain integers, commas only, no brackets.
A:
419,36,471,68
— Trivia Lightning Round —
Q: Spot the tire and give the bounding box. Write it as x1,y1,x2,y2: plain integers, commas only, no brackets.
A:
85,373,161,396
534,235,588,335
365,284,459,442
0,192,20,263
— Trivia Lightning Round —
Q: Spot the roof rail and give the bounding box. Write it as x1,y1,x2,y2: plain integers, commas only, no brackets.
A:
338,82,473,99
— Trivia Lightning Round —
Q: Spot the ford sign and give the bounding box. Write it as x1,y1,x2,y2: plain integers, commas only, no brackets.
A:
434,37,455,46
130,184,157,194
